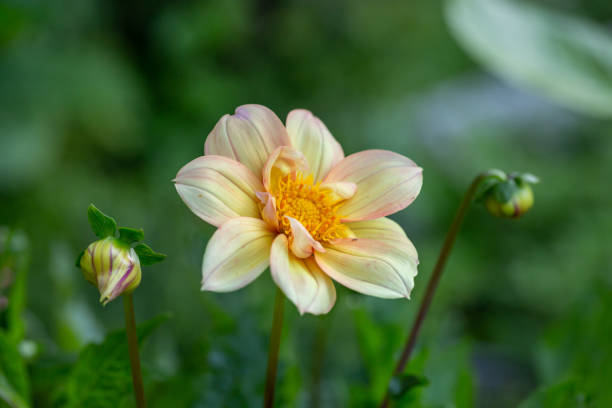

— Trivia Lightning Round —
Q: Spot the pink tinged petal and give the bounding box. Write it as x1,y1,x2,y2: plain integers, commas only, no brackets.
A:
204,104,291,176
256,192,280,230
286,109,344,182
286,216,325,258
174,156,264,227
315,238,418,299
201,217,275,292
270,235,335,315
262,146,309,193
324,150,423,221
347,217,418,260
319,181,357,204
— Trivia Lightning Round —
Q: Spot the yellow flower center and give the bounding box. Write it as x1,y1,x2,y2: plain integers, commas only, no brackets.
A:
275,173,345,243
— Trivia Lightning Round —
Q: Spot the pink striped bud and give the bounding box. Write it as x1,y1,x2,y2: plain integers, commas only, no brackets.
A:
79,237,142,306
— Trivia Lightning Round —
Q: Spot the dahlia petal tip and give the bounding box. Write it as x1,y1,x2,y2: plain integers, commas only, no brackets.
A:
286,109,344,182
174,156,263,227
285,216,324,258
314,238,417,299
325,150,423,221
204,105,289,176
201,217,274,293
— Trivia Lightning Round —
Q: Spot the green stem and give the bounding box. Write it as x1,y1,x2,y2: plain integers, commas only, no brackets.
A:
123,293,146,408
263,287,285,408
379,173,486,408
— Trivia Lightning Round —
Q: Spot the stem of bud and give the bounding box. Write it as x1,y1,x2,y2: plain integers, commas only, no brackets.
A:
379,173,487,408
123,293,146,408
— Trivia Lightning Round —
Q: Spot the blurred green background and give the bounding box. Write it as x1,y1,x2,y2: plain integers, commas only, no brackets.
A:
1,0,612,406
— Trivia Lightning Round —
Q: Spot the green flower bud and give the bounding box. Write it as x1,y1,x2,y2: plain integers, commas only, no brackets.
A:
483,177,535,219
79,237,142,306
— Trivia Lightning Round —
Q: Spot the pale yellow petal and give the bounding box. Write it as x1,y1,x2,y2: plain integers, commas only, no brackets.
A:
303,257,336,315
319,181,357,204
315,238,417,299
262,146,309,194
286,109,344,182
286,216,325,258
347,217,418,260
201,217,275,292
175,155,264,227
204,104,290,176
270,234,335,315
324,150,423,221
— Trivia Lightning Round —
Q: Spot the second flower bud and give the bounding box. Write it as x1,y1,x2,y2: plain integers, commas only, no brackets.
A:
80,237,142,306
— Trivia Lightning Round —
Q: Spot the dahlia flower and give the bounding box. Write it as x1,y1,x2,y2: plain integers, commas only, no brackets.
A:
175,105,422,314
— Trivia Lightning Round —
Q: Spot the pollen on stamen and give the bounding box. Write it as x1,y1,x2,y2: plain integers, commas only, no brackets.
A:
274,172,345,243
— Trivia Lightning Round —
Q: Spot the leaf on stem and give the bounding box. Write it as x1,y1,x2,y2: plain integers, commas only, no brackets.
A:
118,227,144,245
388,373,429,403
133,244,166,266
87,204,117,239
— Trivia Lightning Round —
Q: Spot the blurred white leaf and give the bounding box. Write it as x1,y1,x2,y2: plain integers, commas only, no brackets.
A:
446,0,612,118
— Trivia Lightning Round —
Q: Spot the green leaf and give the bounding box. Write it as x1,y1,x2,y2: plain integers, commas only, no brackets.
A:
0,332,30,408
518,377,592,408
388,373,429,401
446,0,612,118
87,204,117,239
117,227,144,245
133,243,166,266
352,307,405,399
63,314,169,408
1,228,29,343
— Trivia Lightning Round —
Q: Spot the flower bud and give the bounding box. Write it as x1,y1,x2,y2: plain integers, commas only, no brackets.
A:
79,237,142,305
483,178,534,219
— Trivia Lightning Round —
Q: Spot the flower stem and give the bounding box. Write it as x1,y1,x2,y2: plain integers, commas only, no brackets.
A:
263,287,285,408
123,293,146,408
379,173,486,408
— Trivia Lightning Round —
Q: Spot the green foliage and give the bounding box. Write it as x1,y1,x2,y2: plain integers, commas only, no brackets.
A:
61,314,169,408
351,306,406,403
421,341,474,408
446,0,612,118
87,204,117,239
0,331,30,408
525,283,612,407
388,373,429,405
5,265,27,345
133,244,166,266
0,228,29,343
518,378,592,408
117,228,144,245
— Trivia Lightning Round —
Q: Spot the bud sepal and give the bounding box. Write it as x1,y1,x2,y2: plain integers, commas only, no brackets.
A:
87,204,117,239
